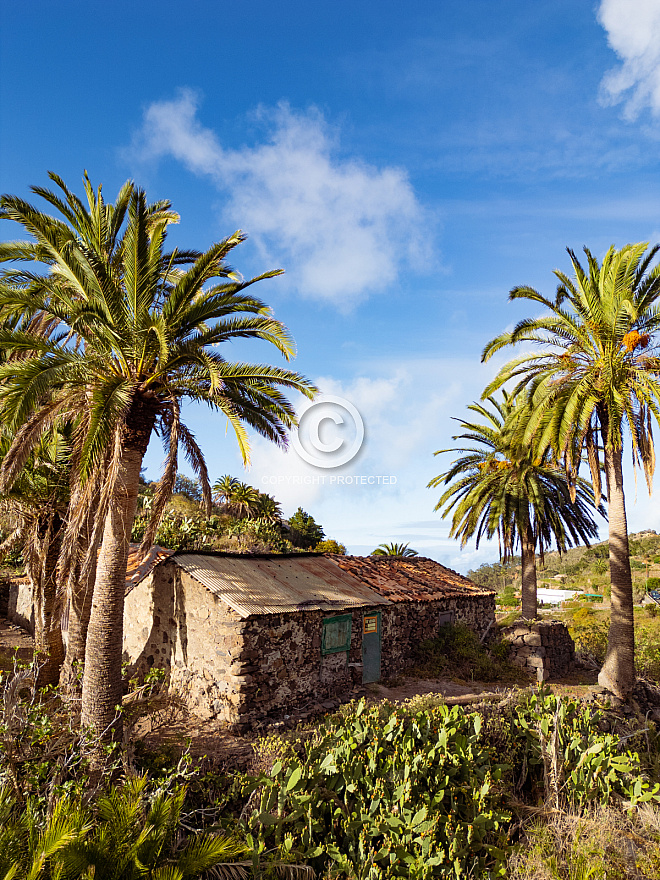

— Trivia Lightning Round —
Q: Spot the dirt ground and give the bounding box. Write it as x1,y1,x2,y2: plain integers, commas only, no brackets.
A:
0,617,36,669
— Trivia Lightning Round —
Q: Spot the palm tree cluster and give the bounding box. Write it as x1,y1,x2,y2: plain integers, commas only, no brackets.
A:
212,474,283,522
432,243,660,698
0,172,316,740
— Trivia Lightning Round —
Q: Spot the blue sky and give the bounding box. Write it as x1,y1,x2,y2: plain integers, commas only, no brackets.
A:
1,0,660,570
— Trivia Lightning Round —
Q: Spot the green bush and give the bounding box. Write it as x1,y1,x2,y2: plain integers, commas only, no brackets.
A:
412,623,519,682
497,584,518,607
228,516,293,552
315,539,347,554
288,507,325,549
513,691,660,810
245,699,509,878
0,777,245,879
569,607,609,666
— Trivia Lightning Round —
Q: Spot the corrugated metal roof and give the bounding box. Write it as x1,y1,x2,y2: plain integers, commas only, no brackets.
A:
326,555,495,602
173,553,390,618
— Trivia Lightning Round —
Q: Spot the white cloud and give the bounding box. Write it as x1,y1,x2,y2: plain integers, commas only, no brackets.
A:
598,0,660,118
240,357,498,568
130,89,432,309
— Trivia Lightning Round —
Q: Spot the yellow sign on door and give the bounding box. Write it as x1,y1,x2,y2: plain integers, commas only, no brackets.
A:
363,615,378,635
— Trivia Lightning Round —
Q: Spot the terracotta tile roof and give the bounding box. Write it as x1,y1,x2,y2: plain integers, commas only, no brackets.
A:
325,555,494,602
125,545,174,593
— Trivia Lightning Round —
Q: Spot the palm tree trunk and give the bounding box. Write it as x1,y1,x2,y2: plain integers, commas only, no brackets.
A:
598,443,635,698
80,398,157,741
33,515,64,687
520,525,538,620
60,550,97,692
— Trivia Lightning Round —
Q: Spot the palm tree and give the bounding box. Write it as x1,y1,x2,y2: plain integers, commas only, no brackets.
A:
227,482,261,519
0,174,317,740
428,393,602,619
482,243,660,695
253,491,283,523
0,430,70,686
0,173,169,689
212,473,239,505
371,543,419,557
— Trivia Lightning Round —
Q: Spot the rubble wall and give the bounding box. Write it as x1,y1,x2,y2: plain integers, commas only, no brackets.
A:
501,620,576,681
123,559,496,727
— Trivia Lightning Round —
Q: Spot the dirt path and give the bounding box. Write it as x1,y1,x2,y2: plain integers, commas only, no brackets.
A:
0,617,35,670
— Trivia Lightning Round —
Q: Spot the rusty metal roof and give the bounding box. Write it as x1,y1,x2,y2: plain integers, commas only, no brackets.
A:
173,553,390,618
326,555,494,602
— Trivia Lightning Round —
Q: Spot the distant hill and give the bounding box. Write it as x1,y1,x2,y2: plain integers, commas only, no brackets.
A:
468,531,660,600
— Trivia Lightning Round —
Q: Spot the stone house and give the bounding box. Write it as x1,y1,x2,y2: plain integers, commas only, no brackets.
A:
123,550,495,727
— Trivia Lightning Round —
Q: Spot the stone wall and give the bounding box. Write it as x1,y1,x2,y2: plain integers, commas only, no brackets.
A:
123,559,496,728
502,620,575,681
379,594,495,679
7,579,33,634
124,563,247,721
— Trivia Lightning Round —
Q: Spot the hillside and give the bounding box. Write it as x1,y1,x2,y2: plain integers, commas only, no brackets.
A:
468,530,660,601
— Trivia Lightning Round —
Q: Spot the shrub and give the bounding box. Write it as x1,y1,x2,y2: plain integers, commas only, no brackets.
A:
508,808,659,880
512,691,660,810
245,699,509,878
0,777,245,879
287,507,325,549
497,584,518,607
228,517,293,553
315,539,347,554
412,623,520,683
568,604,609,666
636,625,660,679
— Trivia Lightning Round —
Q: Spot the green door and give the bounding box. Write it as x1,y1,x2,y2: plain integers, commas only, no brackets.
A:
362,612,381,683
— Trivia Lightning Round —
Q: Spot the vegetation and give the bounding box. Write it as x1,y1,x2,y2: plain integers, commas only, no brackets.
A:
429,392,602,619
470,531,660,602
483,243,660,697
1,174,659,877
314,539,347,555
411,622,521,683
4,659,660,879
0,173,316,741
371,542,418,557
288,507,325,550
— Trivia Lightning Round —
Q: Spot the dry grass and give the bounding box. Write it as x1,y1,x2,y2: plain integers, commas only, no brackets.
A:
507,805,660,879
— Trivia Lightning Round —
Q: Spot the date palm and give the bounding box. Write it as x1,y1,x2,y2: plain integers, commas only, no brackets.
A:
212,473,239,505
0,175,316,740
482,243,660,695
0,173,171,687
0,429,70,686
429,393,601,619
226,481,261,519
371,542,419,557
253,491,283,523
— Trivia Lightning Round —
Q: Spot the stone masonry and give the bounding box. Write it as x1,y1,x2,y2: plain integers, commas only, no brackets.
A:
123,557,495,727
502,619,576,681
